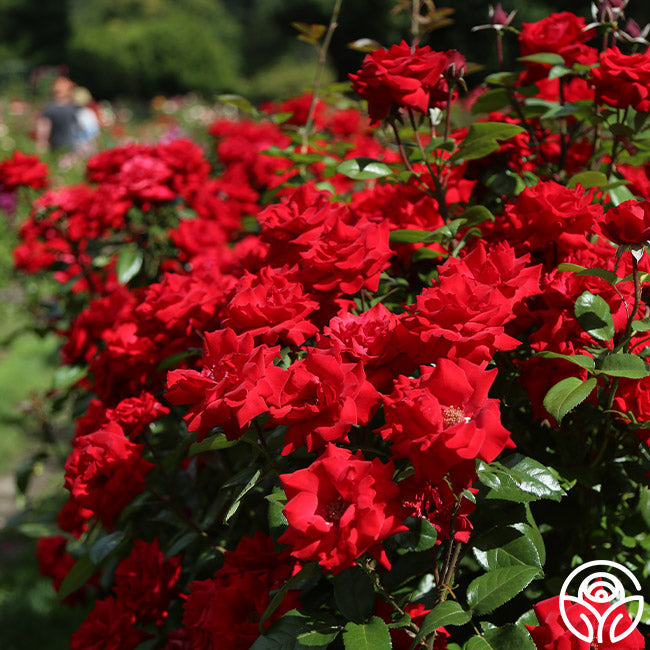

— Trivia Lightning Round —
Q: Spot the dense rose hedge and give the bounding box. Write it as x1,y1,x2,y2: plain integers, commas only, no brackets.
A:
5,2,650,648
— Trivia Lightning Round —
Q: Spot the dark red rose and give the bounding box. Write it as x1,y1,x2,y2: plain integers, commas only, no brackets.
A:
349,41,464,124
64,420,154,528
113,538,182,625
70,596,150,650
598,199,650,245
591,47,650,112
279,443,407,574
36,535,76,595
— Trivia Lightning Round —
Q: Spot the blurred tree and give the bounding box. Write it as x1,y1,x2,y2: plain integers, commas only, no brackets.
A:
67,0,240,98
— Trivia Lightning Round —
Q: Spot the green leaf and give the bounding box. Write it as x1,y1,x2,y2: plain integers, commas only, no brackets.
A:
337,157,392,180
224,468,261,523
297,629,340,647
342,617,391,650
474,529,541,570
189,433,238,456
410,601,471,649
518,52,565,65
543,376,597,423
598,353,650,379
485,71,518,87
52,365,87,391
464,625,536,650
259,564,319,633
390,229,437,244
58,555,95,601
250,611,313,649
217,94,259,116
89,530,125,565
536,351,595,371
451,122,525,163
548,65,572,80
609,183,637,205
392,516,438,552
471,88,510,114
467,566,540,615
458,205,495,227
478,455,566,502
116,244,144,285
567,171,608,189
632,318,650,332
333,566,375,623
574,291,615,341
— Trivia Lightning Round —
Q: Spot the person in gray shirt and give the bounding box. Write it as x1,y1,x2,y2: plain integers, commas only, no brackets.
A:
36,77,79,153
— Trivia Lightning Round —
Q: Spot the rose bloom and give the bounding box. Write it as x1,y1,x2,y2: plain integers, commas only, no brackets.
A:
526,594,644,649
113,538,182,625
36,535,76,595
70,596,150,650
591,47,650,112
182,532,299,649
349,41,464,124
166,328,284,440
379,358,514,485
0,150,48,190
279,444,407,574
268,344,380,454
598,200,650,246
64,420,154,528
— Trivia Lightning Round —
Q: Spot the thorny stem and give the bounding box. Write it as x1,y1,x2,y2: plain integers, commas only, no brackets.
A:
407,108,451,223
496,33,503,70
411,0,421,50
444,85,453,143
616,255,642,352
301,0,343,152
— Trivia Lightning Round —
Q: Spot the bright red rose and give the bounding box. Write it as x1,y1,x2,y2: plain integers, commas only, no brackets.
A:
379,358,514,485
113,538,182,625
268,344,380,454
182,533,299,649
349,41,464,124
57,498,94,538
0,150,48,190
526,594,645,649
110,392,170,439
403,241,541,364
117,153,176,203
293,212,392,294
591,47,650,112
519,12,595,83
222,265,319,346
279,444,407,574
598,200,650,245
165,328,284,439
64,420,154,528
501,181,602,258
70,596,150,650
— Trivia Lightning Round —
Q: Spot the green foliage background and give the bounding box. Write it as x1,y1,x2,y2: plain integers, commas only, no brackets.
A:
3,0,650,100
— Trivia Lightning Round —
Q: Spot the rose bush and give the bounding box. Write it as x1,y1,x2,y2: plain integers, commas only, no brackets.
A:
5,2,650,649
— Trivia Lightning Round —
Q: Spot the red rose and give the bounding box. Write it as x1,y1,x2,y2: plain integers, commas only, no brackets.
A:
379,358,514,485
527,594,645,649
502,181,603,256
0,150,48,190
70,596,150,650
591,47,650,112
222,265,319,346
64,420,154,528
36,535,76,595
598,200,650,245
113,538,182,625
165,328,284,439
109,392,170,439
268,344,380,454
279,444,407,574
403,241,541,365
519,12,595,83
349,41,464,124
182,533,299,649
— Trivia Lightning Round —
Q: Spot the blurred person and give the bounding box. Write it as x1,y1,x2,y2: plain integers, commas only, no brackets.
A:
73,86,100,155
35,76,79,153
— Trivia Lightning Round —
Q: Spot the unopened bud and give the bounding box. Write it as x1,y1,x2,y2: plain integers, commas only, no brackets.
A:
490,3,509,26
